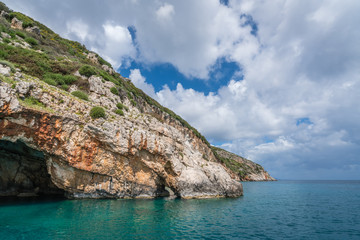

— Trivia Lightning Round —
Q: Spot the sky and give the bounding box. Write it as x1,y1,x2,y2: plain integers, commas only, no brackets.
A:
4,0,360,180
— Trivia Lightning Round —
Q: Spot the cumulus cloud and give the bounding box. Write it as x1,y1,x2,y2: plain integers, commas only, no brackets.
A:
3,0,360,179
129,69,156,98
95,23,136,68
156,3,175,21
66,19,89,41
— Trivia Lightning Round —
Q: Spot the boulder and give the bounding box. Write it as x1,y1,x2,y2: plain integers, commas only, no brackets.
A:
87,52,99,65
25,26,40,35
0,64,11,76
102,64,114,75
15,81,34,97
11,17,23,30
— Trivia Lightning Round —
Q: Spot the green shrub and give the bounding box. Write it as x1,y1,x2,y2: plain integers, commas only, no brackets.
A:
116,103,129,111
23,96,45,108
43,73,77,86
130,99,136,106
97,55,111,67
62,75,77,84
25,37,38,46
99,70,115,82
114,109,124,116
61,84,69,91
71,90,89,101
44,78,57,86
90,106,105,119
116,103,124,109
3,38,11,44
78,65,96,77
22,22,33,29
0,49,8,59
0,60,15,72
110,87,118,95
9,32,16,39
15,31,26,39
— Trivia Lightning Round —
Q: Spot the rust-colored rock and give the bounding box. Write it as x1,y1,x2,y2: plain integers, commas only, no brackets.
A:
0,79,243,199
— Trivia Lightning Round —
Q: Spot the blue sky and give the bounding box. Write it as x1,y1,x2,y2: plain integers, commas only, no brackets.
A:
4,0,360,180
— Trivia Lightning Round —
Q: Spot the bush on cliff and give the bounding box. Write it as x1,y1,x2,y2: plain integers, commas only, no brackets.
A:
43,73,77,86
78,65,96,77
25,37,38,46
116,102,128,111
114,109,124,116
71,90,88,101
15,31,26,39
110,87,118,95
90,106,105,119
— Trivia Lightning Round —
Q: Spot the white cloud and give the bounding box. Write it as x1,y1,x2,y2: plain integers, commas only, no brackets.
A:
98,23,136,68
129,69,156,98
156,3,175,21
3,0,360,179
66,19,89,41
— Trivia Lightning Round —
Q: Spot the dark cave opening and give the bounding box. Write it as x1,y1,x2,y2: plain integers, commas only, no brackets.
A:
0,140,65,198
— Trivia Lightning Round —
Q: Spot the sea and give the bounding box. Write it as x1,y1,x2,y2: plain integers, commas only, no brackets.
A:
0,180,359,240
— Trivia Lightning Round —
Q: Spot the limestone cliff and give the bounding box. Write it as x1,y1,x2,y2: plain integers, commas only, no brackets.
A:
212,147,275,181
0,3,270,199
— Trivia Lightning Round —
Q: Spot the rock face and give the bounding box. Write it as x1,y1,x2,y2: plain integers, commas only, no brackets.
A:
0,76,243,199
25,26,40,35
11,17,23,30
212,147,275,181
87,52,99,65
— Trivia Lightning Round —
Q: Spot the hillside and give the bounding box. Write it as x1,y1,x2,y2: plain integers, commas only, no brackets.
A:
0,3,273,199
212,147,275,181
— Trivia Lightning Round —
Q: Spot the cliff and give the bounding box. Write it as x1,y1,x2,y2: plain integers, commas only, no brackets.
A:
212,147,275,181
0,3,271,199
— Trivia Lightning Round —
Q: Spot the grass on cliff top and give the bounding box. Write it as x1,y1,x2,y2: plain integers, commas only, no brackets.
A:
211,146,265,178
19,96,54,113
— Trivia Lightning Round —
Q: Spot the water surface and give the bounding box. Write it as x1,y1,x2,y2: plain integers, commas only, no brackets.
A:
1,180,359,239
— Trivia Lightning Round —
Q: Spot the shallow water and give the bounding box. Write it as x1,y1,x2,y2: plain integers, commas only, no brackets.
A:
1,180,360,239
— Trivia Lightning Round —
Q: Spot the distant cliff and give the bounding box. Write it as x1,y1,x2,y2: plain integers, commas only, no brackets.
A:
212,147,275,181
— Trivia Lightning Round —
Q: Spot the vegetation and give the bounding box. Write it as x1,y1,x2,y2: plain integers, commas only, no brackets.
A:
78,65,96,77
90,106,105,119
15,31,26,39
43,72,77,86
211,147,246,178
23,96,44,107
24,37,38,46
71,90,88,101
0,3,211,149
114,109,124,116
0,59,15,72
19,96,53,113
116,102,128,111
110,87,118,95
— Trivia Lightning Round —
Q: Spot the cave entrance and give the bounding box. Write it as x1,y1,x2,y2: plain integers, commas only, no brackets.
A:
0,140,65,198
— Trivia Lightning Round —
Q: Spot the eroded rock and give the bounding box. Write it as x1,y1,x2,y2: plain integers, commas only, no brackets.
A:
25,26,40,35
11,17,23,30
87,52,99,65
0,64,11,76
0,79,243,199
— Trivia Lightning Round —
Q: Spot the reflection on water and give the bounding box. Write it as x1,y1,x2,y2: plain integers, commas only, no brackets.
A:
1,181,360,239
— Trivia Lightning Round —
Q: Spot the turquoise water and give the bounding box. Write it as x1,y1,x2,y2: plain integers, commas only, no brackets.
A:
1,180,360,239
